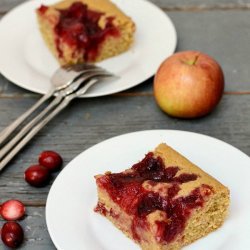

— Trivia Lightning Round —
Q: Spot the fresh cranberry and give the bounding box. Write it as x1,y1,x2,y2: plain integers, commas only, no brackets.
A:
38,151,63,172
1,221,24,248
24,165,50,187
0,200,25,221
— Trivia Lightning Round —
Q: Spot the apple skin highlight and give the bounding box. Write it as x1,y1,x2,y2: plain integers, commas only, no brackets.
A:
154,51,224,118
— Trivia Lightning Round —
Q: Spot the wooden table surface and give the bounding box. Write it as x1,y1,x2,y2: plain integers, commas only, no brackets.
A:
0,0,250,249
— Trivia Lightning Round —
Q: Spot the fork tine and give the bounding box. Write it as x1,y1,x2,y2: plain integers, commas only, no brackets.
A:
76,73,114,96
63,63,104,72
52,64,107,90
74,67,112,80
64,69,114,95
73,67,108,80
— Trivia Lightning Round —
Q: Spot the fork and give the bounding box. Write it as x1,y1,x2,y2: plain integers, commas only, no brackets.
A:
0,70,111,160
0,64,102,146
0,69,114,171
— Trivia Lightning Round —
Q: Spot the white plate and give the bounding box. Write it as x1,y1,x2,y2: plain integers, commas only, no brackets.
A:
46,130,250,250
0,0,177,97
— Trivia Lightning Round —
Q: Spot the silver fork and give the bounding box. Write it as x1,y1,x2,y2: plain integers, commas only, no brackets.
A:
0,64,101,145
0,70,111,160
0,69,114,171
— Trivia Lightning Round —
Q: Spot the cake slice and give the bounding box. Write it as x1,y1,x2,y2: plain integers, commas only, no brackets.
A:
36,0,135,65
94,143,230,250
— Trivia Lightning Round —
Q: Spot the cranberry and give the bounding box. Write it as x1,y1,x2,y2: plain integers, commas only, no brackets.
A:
38,151,63,172
1,222,24,248
24,165,50,187
0,200,25,221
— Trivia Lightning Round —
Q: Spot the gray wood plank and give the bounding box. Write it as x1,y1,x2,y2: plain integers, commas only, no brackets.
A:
0,93,249,202
152,0,250,10
1,0,250,13
0,207,56,249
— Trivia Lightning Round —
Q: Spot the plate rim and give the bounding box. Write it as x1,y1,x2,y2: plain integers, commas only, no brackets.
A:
45,129,250,250
0,0,177,97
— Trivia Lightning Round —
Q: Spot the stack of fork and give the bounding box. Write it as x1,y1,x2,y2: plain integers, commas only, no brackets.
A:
0,64,114,171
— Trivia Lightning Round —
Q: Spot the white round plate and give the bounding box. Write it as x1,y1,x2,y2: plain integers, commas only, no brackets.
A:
46,130,250,250
0,0,177,97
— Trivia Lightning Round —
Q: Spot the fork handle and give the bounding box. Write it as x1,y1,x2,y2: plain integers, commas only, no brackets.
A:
0,94,63,160
0,88,55,145
0,95,74,172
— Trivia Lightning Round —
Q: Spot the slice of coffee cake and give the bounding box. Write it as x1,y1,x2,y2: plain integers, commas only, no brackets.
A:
95,143,230,250
36,0,135,65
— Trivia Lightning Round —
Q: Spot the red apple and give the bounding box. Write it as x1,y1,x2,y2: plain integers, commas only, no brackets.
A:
154,51,224,118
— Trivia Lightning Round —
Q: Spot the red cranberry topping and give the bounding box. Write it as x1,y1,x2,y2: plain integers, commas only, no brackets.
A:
1,221,24,248
105,153,197,188
38,150,63,172
94,202,107,216
94,203,120,219
0,200,25,221
37,5,48,15
109,208,119,219
24,165,50,187
54,2,120,61
131,216,149,242
132,153,180,182
173,173,198,183
137,192,166,217
167,184,181,198
155,184,211,242
96,153,213,243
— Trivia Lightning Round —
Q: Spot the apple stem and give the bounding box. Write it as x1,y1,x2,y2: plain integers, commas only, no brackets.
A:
186,55,199,65
193,55,199,65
